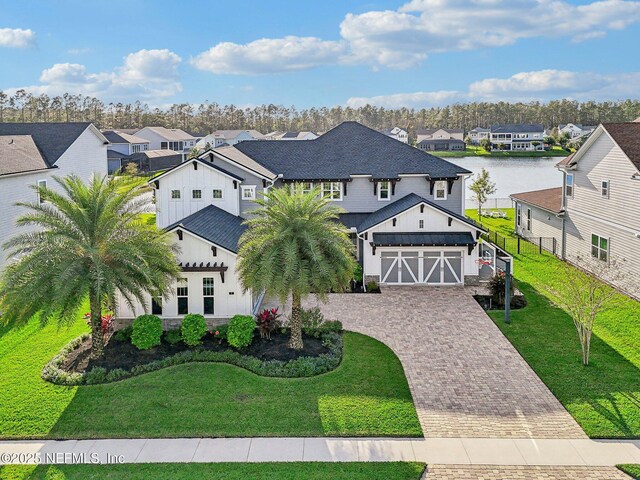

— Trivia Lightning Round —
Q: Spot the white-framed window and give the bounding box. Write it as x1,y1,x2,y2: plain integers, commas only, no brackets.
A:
601,180,609,198
151,297,163,315
419,219,424,229
516,204,521,227
565,174,574,198
300,182,313,194
37,179,47,204
177,278,188,315
321,182,343,201
131,144,143,153
526,208,532,230
192,189,202,199
212,189,223,199
171,189,181,200
378,181,391,201
203,277,214,315
434,181,447,200
591,234,609,262
241,185,256,200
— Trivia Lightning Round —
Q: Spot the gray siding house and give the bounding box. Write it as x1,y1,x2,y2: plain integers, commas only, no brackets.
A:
511,187,563,254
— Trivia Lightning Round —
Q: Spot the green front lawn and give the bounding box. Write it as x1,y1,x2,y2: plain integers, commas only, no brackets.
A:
0,462,426,480
619,465,640,479
466,210,640,438
432,145,571,157
0,315,422,439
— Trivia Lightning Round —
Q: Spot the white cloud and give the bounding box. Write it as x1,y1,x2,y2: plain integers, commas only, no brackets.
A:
8,49,182,102
346,69,640,108
192,36,346,75
0,28,35,48
192,0,640,74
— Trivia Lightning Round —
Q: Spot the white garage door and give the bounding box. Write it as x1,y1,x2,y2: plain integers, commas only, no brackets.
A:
380,250,463,285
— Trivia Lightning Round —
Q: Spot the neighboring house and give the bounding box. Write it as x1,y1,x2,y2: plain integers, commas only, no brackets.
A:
416,128,464,143
512,122,640,299
490,124,545,151
468,127,490,145
558,123,596,139
264,131,319,141
195,133,227,150
0,122,108,269
102,130,150,174
510,187,563,252
204,129,264,147
417,139,465,152
117,122,491,323
378,127,408,143
134,127,198,160
119,150,183,173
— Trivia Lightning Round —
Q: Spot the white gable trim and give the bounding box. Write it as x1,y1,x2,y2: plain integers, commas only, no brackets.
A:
166,225,239,256
149,158,242,184
200,149,275,181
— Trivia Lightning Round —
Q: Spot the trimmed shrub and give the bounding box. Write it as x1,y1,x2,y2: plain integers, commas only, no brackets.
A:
211,324,228,340
181,313,207,346
131,314,162,350
301,307,343,337
164,329,183,345
113,325,133,342
42,332,343,385
227,315,255,348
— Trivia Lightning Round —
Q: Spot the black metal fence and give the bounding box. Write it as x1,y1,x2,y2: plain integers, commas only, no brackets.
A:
467,217,559,257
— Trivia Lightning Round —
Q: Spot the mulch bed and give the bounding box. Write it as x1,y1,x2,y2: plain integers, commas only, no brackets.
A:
62,331,330,374
473,294,527,311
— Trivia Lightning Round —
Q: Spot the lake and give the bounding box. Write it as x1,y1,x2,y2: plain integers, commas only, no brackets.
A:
452,156,564,207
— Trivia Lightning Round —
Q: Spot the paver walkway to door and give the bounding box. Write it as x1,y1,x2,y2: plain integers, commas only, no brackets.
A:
300,286,586,439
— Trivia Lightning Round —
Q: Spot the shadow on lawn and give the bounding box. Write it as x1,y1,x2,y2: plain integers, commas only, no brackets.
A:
494,278,640,438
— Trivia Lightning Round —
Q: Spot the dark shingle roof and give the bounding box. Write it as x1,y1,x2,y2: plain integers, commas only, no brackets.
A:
490,124,544,134
510,187,563,213
603,123,640,172
372,232,475,247
0,135,50,176
357,193,481,233
167,204,246,253
234,121,471,180
0,122,94,166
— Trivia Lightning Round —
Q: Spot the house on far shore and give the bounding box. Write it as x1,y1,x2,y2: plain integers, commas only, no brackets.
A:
378,127,408,143
490,124,545,151
417,138,465,152
510,187,563,254
134,127,198,160
103,130,150,174
416,128,464,144
468,127,490,145
558,123,596,139
264,131,319,141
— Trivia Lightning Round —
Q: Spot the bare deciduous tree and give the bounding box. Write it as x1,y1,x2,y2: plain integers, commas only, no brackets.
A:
548,256,625,366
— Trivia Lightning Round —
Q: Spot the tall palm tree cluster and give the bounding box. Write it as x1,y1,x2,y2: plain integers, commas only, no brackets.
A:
0,176,180,357
1,89,639,139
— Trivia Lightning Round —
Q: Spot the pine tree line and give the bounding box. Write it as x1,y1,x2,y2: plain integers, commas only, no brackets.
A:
1,89,639,136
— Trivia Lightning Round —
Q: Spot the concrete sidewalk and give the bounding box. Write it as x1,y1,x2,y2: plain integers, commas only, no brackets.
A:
1,437,639,466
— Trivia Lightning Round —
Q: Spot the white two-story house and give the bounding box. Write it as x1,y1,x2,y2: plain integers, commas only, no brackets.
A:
134,127,198,160
116,122,488,323
491,124,545,151
0,122,108,269
468,127,490,145
378,127,408,143
558,123,596,139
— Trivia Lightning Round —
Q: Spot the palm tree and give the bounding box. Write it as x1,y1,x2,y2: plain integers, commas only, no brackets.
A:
0,175,180,357
237,186,356,349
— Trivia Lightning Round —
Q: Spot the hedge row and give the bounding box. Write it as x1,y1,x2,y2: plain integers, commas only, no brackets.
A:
42,333,343,386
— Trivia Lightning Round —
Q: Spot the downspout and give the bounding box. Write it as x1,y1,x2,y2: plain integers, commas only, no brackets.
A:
264,173,283,192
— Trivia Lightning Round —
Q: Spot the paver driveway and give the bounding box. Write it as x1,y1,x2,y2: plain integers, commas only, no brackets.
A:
302,286,587,439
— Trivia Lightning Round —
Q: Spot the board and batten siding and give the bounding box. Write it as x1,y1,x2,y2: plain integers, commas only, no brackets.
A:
361,203,480,280
514,202,563,245
155,163,239,229
563,129,640,298
117,229,254,320
0,126,107,269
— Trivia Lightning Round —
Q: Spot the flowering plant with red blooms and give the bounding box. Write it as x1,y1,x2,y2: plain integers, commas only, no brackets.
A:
256,307,281,339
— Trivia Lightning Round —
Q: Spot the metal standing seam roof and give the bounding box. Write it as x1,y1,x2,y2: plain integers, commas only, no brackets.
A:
372,232,476,247
233,121,471,181
337,212,373,229
357,193,483,233
166,204,247,253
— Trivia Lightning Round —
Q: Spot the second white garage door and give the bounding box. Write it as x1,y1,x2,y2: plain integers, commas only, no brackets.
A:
380,250,463,285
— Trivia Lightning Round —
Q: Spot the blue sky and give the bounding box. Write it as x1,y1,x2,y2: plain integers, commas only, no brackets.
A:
1,0,639,108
